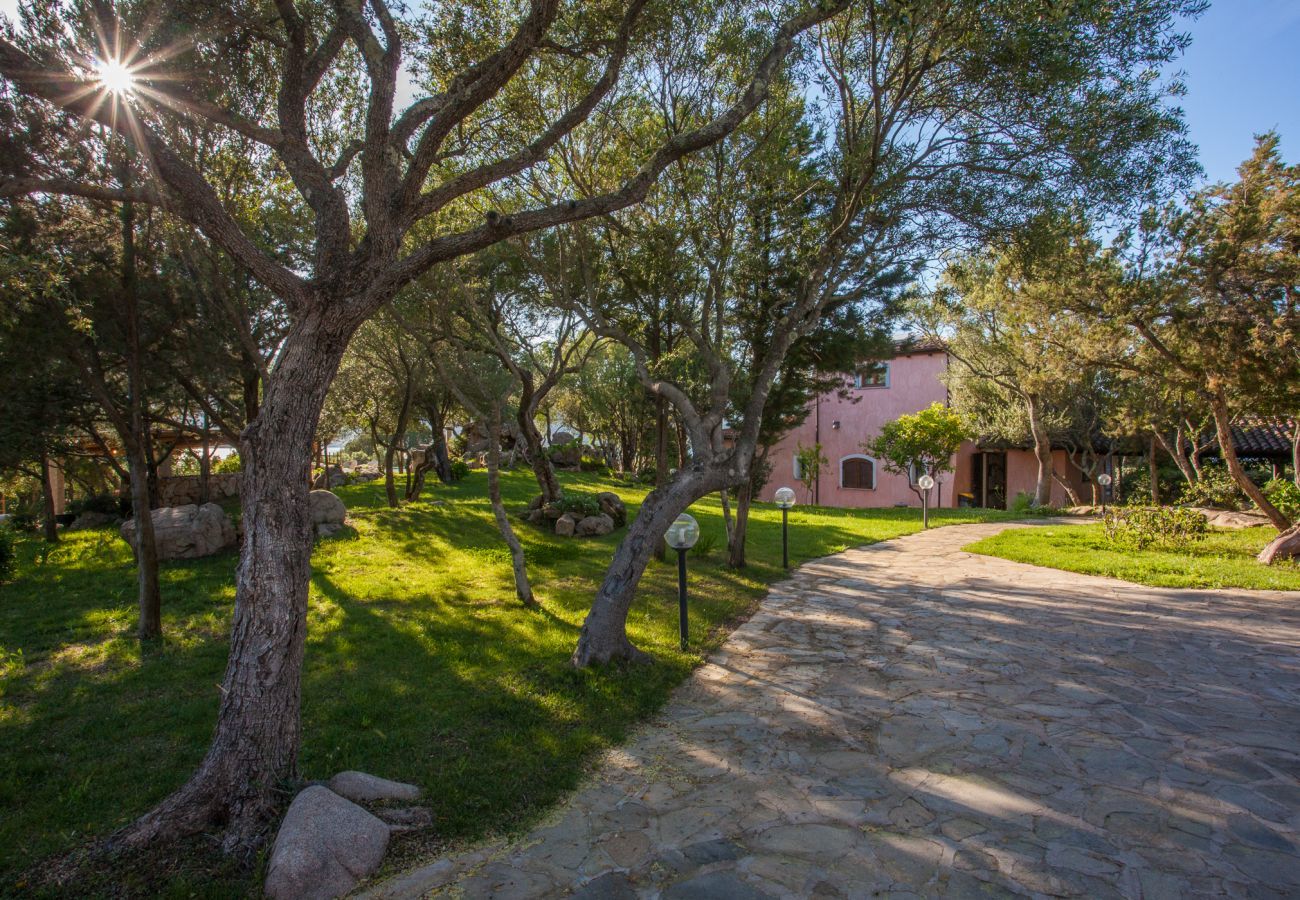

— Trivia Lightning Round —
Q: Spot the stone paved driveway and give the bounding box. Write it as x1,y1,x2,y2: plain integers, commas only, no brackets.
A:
365,521,1300,899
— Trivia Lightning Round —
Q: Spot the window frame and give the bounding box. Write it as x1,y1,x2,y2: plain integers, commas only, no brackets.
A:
840,454,877,490
854,361,890,389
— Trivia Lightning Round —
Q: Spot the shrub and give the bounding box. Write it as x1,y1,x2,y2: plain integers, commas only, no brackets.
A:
691,531,719,558
1103,505,1208,551
214,453,242,474
1178,464,1245,510
0,528,14,582
8,512,37,533
67,494,121,516
636,466,657,484
1263,478,1300,521
1009,492,1037,515
556,491,602,518
448,459,471,482
579,455,609,474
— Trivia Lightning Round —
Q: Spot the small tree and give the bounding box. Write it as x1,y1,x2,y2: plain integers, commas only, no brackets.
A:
794,442,827,505
866,403,972,502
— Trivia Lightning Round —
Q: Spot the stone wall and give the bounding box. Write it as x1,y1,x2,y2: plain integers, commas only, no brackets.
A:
157,474,242,508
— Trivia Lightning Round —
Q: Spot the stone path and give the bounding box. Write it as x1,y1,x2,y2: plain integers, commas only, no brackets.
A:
364,521,1300,898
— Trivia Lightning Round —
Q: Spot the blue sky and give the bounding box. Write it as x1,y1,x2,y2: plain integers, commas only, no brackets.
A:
1173,0,1300,183
1,0,1295,185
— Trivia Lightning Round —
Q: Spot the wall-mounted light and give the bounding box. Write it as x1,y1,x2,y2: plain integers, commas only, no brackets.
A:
831,420,841,430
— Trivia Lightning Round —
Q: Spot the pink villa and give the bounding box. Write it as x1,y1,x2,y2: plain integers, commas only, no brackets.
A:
758,342,1089,510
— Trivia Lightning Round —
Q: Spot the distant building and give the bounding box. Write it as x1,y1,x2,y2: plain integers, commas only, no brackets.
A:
759,342,1089,509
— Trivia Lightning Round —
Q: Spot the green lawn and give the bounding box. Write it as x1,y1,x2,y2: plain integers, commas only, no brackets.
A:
0,470,1010,895
964,522,1300,591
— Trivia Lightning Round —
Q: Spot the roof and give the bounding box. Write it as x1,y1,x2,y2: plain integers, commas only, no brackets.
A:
975,416,1296,459
891,338,946,358
1210,416,1296,458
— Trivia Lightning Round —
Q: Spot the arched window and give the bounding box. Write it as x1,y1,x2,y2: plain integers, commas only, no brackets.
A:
841,455,876,490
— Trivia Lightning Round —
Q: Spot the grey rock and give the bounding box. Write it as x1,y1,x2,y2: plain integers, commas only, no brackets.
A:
572,871,637,899
555,513,577,537
120,502,236,560
264,785,390,900
328,770,421,803
596,491,628,527
309,490,347,539
576,513,615,536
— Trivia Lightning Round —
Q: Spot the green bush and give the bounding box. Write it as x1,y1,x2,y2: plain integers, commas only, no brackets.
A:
0,528,14,582
8,512,37,533
1103,505,1208,551
1263,478,1300,520
67,494,121,516
1008,492,1040,515
579,455,609,474
1178,464,1245,509
556,491,603,519
214,453,242,474
691,531,719,558
449,459,471,482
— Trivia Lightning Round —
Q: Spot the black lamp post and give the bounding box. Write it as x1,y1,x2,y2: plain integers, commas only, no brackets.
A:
774,486,796,569
665,513,700,651
1097,472,1112,514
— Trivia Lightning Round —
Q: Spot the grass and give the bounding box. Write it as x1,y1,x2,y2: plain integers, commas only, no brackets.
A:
0,470,1011,896
964,522,1300,591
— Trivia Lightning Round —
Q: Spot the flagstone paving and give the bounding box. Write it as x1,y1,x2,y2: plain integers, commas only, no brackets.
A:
364,520,1300,898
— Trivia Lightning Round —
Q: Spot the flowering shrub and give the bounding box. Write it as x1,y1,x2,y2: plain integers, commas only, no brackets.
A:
1103,505,1208,550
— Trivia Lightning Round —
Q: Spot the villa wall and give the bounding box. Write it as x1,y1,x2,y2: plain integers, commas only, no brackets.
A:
760,350,1094,511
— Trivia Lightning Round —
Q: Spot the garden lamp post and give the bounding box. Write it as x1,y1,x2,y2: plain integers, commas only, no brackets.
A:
774,487,796,569
665,513,700,651
1097,472,1112,515
918,473,936,529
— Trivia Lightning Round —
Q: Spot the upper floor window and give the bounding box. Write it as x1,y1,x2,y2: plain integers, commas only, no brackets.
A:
854,362,890,389
841,455,876,490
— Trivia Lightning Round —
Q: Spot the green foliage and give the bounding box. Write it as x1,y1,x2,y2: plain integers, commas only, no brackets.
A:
1009,492,1044,516
555,491,602,519
1263,478,1300,521
794,443,827,504
578,455,609,474
691,531,719,558
0,528,14,582
67,494,121,517
448,459,471,482
967,523,1299,591
1177,465,1246,509
1103,505,1207,551
8,512,37,533
213,453,242,475
865,403,972,480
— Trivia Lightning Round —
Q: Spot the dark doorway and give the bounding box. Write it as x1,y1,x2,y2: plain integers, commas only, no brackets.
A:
971,451,1008,509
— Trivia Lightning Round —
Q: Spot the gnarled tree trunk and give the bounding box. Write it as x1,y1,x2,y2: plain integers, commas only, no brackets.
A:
727,478,754,569
1024,394,1054,507
118,310,350,852
489,404,535,607
1209,391,1291,532
572,464,727,666
39,449,59,543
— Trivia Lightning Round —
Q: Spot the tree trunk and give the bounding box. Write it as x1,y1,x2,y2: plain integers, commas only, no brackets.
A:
39,448,59,543
727,478,753,569
519,404,561,503
653,396,669,562
1155,430,1197,486
117,311,350,853
1292,417,1299,490
488,404,535,607
572,465,725,666
1148,433,1160,505
1051,470,1081,506
1258,523,1300,564
199,425,212,505
1024,394,1053,507
720,488,734,551
1209,391,1291,531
